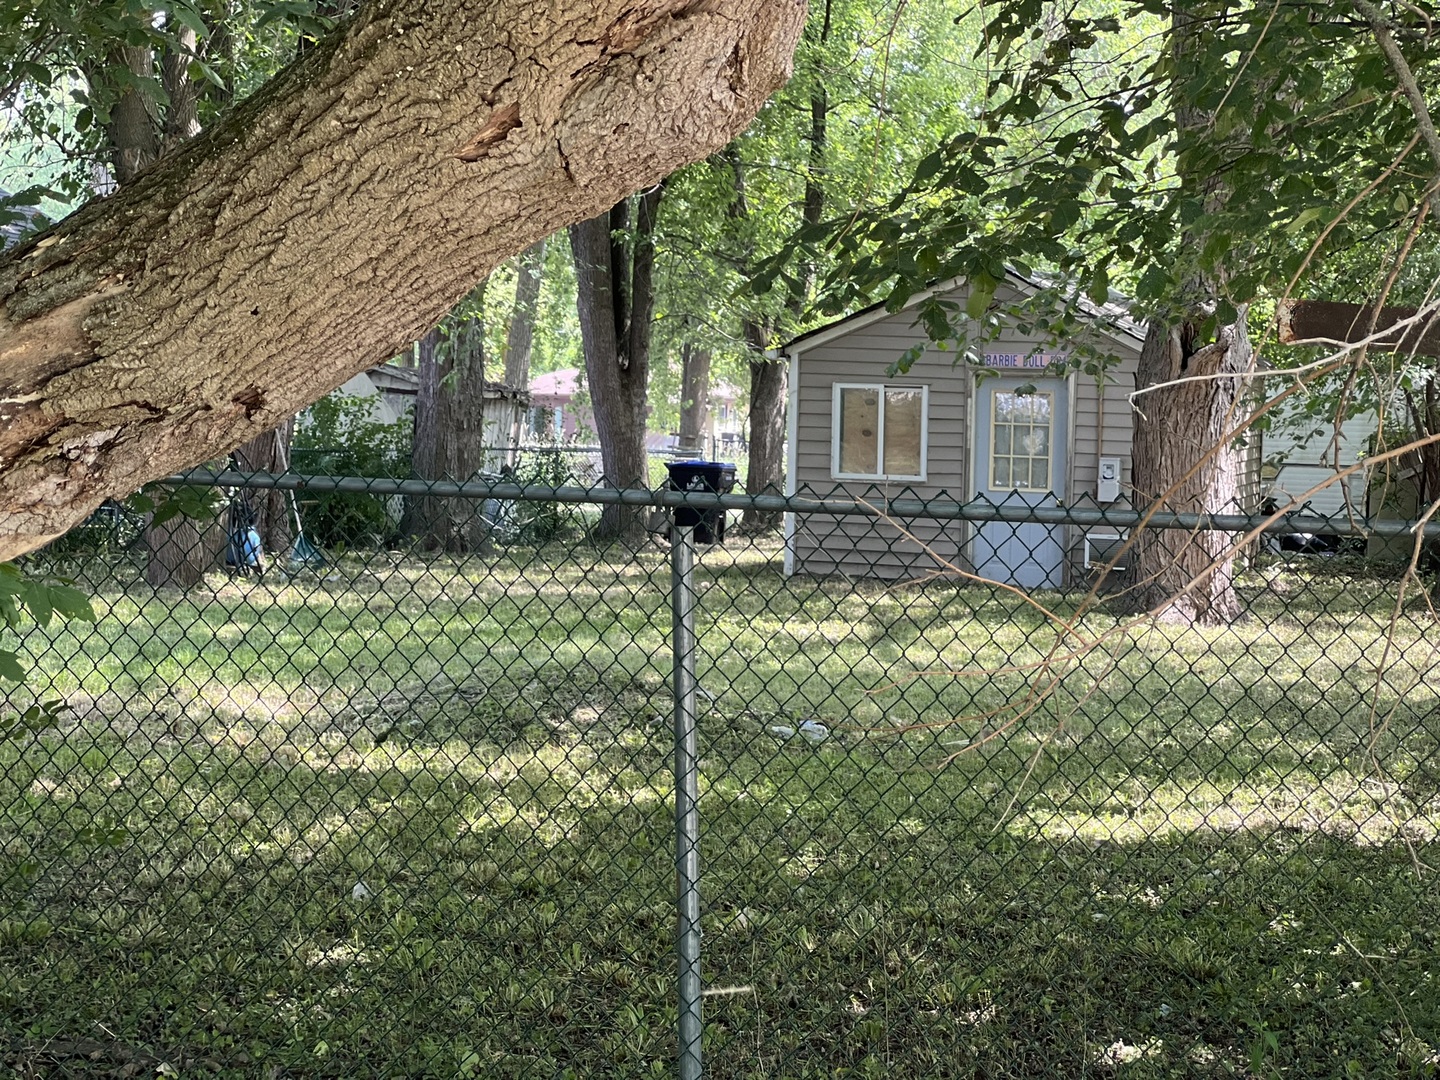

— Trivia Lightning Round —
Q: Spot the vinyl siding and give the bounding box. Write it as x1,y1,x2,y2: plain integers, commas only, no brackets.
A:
1264,408,1379,521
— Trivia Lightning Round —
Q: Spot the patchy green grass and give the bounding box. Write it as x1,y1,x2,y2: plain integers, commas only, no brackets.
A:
1,541,1438,1077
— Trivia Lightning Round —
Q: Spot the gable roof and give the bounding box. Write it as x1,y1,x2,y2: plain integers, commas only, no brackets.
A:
781,270,1146,355
530,367,583,402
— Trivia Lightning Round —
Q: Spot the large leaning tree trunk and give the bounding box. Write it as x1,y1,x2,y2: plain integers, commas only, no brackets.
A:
0,0,805,562
1120,3,1252,626
570,183,665,541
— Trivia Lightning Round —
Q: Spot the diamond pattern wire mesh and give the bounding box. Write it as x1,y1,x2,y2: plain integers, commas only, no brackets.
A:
2,465,1438,1078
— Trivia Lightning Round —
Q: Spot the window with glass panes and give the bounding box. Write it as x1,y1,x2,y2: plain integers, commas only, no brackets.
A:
990,391,1053,492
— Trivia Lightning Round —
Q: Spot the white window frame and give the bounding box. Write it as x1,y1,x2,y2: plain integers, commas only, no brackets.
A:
988,388,1056,493
830,382,930,482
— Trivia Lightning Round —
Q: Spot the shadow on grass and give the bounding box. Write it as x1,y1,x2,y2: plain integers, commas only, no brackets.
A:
0,688,1435,1079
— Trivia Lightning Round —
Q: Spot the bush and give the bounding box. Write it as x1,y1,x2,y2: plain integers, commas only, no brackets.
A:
292,393,412,547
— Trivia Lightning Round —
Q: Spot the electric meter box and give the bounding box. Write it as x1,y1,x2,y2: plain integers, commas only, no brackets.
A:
1097,457,1121,503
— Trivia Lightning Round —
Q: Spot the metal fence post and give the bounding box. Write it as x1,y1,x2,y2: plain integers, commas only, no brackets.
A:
671,523,703,1080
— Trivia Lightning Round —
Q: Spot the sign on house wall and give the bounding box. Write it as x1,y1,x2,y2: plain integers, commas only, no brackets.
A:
985,352,1068,369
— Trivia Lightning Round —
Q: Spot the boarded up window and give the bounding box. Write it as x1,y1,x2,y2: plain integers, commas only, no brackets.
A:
882,389,923,476
838,387,880,475
833,384,927,479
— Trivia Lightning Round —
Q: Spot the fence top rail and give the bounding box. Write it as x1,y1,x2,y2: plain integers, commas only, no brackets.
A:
163,469,1440,539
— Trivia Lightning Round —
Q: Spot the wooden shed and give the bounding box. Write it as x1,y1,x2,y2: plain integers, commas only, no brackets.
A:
780,273,1256,588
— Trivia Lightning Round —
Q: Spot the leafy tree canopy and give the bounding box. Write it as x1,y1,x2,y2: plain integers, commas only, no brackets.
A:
766,1,1440,365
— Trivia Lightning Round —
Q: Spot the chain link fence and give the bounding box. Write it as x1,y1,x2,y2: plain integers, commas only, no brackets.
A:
2,468,1438,1078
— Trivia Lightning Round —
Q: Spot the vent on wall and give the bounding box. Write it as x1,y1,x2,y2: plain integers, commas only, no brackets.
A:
1084,533,1129,571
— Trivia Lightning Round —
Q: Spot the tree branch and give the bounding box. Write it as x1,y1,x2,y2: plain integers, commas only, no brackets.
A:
1354,0,1440,219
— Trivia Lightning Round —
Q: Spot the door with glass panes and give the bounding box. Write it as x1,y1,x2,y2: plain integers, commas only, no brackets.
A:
971,378,1068,588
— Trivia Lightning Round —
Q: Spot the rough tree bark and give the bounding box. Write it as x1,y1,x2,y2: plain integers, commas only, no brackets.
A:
437,283,492,549
0,0,805,561
677,341,712,455
1125,307,1251,624
144,506,226,589
1120,4,1251,626
94,47,162,185
160,25,204,152
723,152,786,526
501,238,547,390
405,292,492,551
570,182,665,540
744,319,787,517
405,326,447,546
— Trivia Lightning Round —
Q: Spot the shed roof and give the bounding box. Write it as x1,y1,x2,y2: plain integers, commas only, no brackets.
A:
530,367,583,402
782,269,1146,355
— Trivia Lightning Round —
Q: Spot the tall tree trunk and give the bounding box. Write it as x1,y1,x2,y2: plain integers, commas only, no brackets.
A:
740,7,828,527
96,44,230,585
744,320,787,527
95,46,161,185
570,183,664,541
438,281,491,550
0,0,805,561
233,418,295,552
144,504,225,589
405,327,449,548
160,26,203,152
502,238,546,389
1125,307,1250,624
1120,4,1250,625
678,342,712,456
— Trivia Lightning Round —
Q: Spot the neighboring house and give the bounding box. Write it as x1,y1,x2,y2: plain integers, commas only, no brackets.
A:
336,365,419,426
329,363,529,470
528,368,590,440
1262,400,1378,523
707,382,748,456
780,273,1262,587
657,381,747,456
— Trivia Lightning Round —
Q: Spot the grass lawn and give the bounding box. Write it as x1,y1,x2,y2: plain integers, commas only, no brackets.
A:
1,535,1438,1077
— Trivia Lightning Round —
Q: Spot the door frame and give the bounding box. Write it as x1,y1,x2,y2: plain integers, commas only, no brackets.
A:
964,370,1077,585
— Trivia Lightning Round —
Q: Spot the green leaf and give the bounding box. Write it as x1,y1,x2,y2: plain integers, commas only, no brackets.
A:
1284,206,1327,235
1087,263,1110,306
166,2,209,39
966,274,997,320
47,586,95,623
20,582,52,628
0,650,23,683
1135,265,1169,302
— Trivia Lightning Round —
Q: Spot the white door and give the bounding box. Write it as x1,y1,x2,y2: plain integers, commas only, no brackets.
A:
971,378,1068,589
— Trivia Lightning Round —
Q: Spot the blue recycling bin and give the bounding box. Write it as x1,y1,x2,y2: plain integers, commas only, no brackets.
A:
665,460,738,543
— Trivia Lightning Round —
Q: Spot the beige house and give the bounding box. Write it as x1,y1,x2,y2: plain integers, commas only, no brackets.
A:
782,274,1187,587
